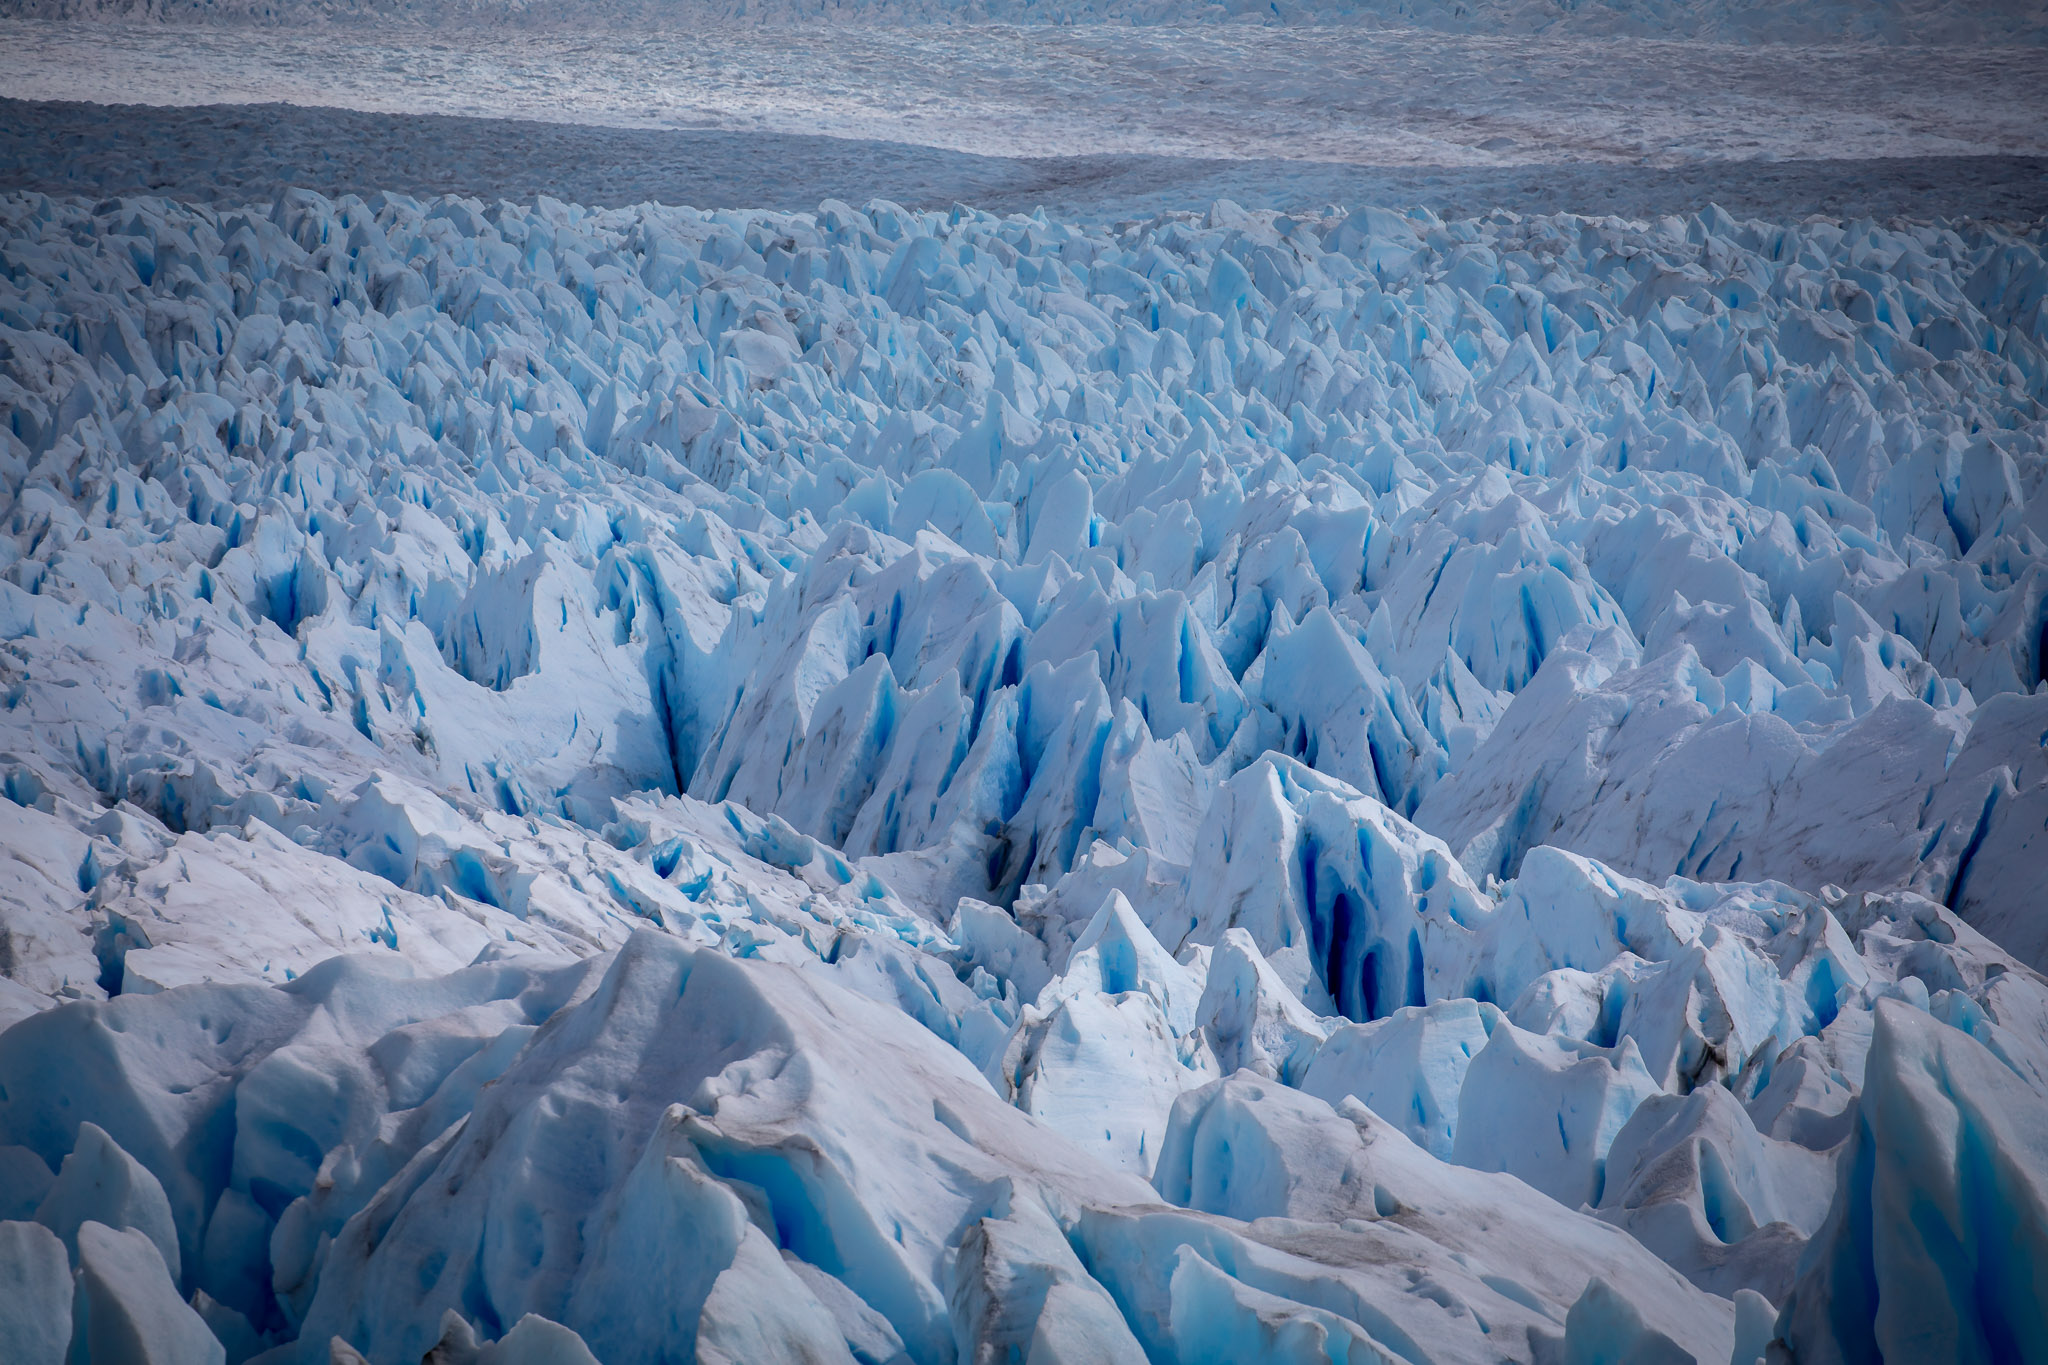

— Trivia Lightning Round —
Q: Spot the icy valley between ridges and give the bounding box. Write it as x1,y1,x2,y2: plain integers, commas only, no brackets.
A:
1,159,2047,1363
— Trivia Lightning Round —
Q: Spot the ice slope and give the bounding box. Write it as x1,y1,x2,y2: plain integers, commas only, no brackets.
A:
0,183,2046,1360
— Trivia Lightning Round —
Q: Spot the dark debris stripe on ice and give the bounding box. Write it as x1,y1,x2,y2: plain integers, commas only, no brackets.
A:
6,97,2048,222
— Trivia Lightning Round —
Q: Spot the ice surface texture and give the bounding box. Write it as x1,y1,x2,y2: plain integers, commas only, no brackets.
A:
4,0,2045,42
0,185,2046,1361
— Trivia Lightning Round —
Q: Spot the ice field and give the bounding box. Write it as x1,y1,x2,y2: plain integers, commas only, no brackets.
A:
5,18,2048,221
4,0,2048,1361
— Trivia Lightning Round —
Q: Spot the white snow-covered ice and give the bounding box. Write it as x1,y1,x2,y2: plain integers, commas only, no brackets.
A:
8,21,2048,170
3,15,2048,1356
6,14,2048,220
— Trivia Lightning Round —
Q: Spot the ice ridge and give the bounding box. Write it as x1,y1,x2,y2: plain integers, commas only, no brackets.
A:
0,185,2045,1361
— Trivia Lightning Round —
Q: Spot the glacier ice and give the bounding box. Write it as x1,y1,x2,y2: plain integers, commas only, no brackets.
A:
71,1219,227,1365
1777,998,2048,1363
33,1119,182,1281
0,181,2045,1361
0,1219,71,1365
7,0,2044,44
1153,1073,1736,1357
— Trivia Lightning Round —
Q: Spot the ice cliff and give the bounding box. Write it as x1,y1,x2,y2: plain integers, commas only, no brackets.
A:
1,186,2046,1361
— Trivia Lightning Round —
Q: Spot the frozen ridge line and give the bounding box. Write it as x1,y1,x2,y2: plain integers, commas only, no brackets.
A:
0,185,2044,1362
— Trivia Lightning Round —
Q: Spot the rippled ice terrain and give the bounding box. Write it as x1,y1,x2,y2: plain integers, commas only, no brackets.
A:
1,92,2047,1365
7,21,2048,166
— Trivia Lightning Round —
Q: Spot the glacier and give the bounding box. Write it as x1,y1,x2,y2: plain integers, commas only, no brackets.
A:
7,0,2047,43
0,179,2045,1364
